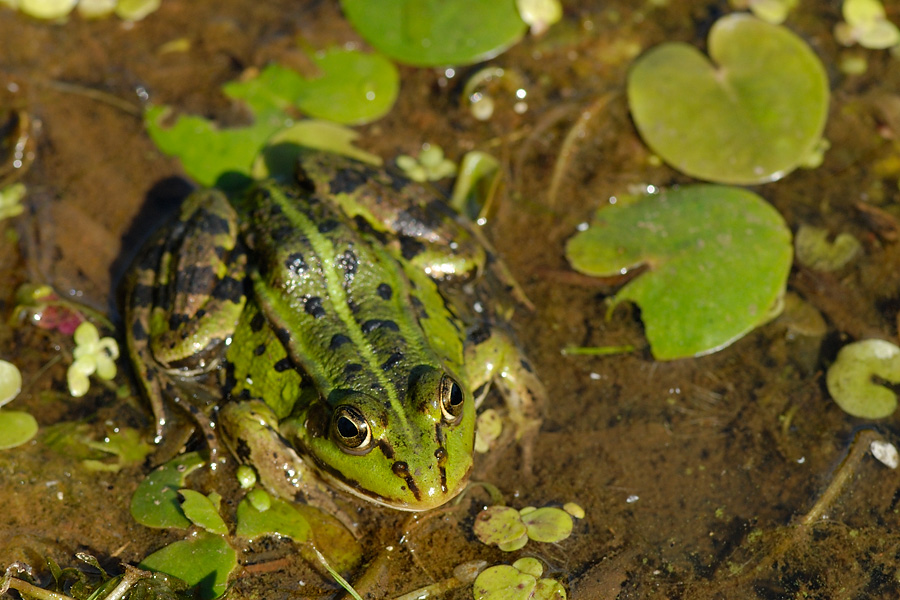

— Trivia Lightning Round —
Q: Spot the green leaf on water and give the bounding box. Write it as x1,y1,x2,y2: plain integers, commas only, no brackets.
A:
146,48,394,187
627,13,829,184
235,495,312,543
340,0,527,67
827,339,900,419
130,452,205,529
566,185,792,360
0,410,38,450
138,531,238,600
180,489,228,535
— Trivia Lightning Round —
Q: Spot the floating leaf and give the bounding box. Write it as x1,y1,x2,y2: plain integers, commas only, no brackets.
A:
340,0,527,67
566,185,792,360
0,410,38,450
794,225,862,271
251,120,382,181
0,359,22,407
627,14,829,184
235,495,312,543
283,50,397,124
473,560,567,600
145,104,280,189
473,506,528,549
836,0,900,49
180,489,228,535
82,427,154,471
826,339,900,419
473,564,536,600
520,507,574,543
17,0,76,19
139,531,238,600
130,452,205,529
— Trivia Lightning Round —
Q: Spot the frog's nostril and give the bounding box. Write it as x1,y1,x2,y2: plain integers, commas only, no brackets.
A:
391,461,410,477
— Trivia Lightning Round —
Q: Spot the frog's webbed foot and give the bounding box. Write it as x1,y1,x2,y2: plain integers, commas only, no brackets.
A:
147,373,224,467
466,325,545,475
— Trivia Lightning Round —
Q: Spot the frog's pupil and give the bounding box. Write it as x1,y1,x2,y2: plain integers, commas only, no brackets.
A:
337,416,359,439
449,382,463,407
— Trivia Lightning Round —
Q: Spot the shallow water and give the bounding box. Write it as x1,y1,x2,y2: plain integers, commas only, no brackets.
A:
2,1,900,598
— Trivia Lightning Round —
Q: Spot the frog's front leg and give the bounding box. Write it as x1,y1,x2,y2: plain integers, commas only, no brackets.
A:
465,324,545,473
219,400,357,533
126,189,247,452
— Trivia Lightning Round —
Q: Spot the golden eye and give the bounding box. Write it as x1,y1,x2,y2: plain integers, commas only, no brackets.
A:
439,375,465,423
332,406,372,452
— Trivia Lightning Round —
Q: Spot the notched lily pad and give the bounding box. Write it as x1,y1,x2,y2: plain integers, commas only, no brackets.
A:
826,339,900,419
340,0,527,67
627,14,829,184
473,505,528,549
130,452,205,529
180,489,228,535
566,185,792,360
794,225,862,272
0,410,38,450
138,531,238,600
235,495,312,543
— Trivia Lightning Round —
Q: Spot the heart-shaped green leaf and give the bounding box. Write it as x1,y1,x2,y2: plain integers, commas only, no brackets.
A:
827,339,900,419
627,14,829,184
566,185,792,360
139,531,238,600
340,0,527,67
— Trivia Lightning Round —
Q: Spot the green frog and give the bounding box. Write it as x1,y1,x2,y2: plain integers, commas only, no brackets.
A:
125,151,542,512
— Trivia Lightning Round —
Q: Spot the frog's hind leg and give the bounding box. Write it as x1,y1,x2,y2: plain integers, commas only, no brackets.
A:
465,324,545,474
126,189,246,463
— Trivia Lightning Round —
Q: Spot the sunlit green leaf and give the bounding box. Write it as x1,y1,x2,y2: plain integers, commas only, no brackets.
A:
473,564,536,600
145,105,282,188
827,339,900,419
130,452,205,529
235,495,312,542
473,505,527,548
341,0,527,66
180,489,228,535
251,120,382,181
627,14,829,184
566,185,792,360
0,410,38,449
139,532,238,600
520,507,574,543
0,359,22,407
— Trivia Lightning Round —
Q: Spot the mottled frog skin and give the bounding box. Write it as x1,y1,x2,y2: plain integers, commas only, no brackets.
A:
126,151,543,511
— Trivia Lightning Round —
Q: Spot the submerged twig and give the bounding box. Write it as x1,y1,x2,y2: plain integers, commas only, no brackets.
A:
547,92,616,208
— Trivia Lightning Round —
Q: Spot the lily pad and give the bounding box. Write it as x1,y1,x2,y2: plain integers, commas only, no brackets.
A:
473,505,528,549
225,51,398,125
340,0,527,67
0,410,38,450
566,185,792,360
627,14,829,184
520,507,574,543
180,489,228,535
826,339,900,419
139,531,238,600
146,49,392,188
0,359,22,407
473,560,567,600
235,495,312,543
130,452,205,529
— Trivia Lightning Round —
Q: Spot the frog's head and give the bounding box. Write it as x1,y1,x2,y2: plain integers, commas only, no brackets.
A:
296,366,476,510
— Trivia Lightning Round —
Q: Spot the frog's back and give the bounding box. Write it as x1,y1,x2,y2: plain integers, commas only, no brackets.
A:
229,181,464,411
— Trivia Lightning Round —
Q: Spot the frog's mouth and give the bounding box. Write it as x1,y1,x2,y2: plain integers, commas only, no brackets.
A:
314,459,471,511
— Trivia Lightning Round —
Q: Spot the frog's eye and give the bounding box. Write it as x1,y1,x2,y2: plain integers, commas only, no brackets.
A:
332,406,372,452
439,375,465,424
